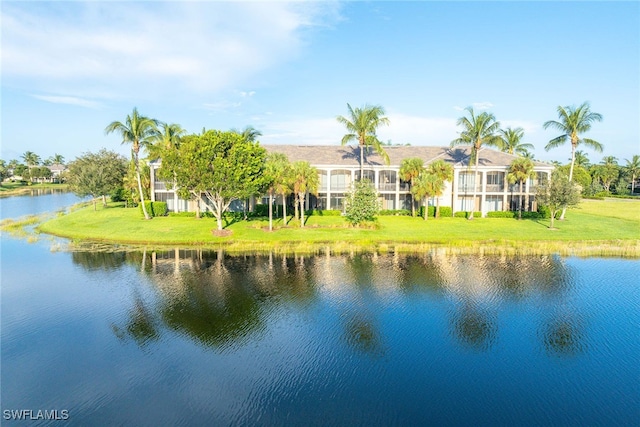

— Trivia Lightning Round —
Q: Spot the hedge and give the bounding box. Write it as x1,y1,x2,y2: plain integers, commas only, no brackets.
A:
379,209,411,216
486,211,516,218
140,201,168,217
454,211,482,218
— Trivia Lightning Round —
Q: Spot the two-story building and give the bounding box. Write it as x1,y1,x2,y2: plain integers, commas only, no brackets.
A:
150,145,554,216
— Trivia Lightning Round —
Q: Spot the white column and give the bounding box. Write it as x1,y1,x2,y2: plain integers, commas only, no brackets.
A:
452,169,459,213
395,169,400,210
326,169,331,210
480,170,487,216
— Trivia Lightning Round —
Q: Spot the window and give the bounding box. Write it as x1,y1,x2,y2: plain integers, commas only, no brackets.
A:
458,172,481,192
330,170,351,191
378,170,396,191
355,169,375,182
485,195,503,212
382,194,396,210
330,193,345,210
486,172,504,192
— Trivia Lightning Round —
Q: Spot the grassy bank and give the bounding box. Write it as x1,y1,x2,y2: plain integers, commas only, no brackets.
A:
0,182,68,197
33,199,640,257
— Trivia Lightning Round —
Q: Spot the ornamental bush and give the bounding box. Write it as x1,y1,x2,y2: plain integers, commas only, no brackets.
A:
379,209,411,216
454,211,482,218
486,211,516,218
345,179,380,226
438,207,453,217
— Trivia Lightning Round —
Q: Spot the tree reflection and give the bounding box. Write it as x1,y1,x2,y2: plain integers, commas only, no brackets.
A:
71,250,129,271
540,316,586,357
112,295,159,347
450,304,497,351
342,314,385,357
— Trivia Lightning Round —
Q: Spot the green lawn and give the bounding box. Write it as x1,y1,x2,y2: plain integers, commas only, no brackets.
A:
34,199,640,256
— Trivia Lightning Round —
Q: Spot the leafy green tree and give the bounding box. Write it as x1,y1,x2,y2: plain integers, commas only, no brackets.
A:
507,157,535,219
123,161,151,206
428,159,454,218
536,170,581,229
337,103,390,178
161,130,267,231
557,165,591,194
105,108,159,220
591,161,619,193
345,179,379,226
544,102,603,219
451,107,502,219
264,152,290,231
622,155,640,194
13,164,28,180
291,161,319,228
0,160,8,184
29,166,53,183
412,172,442,220
498,127,534,156
67,149,128,210
399,157,424,217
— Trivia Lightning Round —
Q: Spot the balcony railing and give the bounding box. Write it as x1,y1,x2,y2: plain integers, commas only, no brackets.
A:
457,185,482,192
154,182,168,191
378,183,396,191
485,184,504,192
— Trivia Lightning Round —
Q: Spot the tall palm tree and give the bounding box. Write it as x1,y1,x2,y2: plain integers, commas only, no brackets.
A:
105,108,159,220
411,172,441,220
498,127,534,156
544,102,603,219
451,107,502,219
51,153,65,165
399,157,424,217
264,152,290,231
623,155,640,195
291,161,319,228
232,125,262,142
428,159,454,218
336,103,390,178
21,151,41,170
507,157,535,220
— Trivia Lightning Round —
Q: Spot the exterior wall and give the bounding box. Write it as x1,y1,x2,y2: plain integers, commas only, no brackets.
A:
149,160,552,217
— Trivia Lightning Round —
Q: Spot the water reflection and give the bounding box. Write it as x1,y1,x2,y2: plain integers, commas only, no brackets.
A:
72,250,580,356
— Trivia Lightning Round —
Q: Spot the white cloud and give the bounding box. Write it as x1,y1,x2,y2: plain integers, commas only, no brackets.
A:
1,2,342,101
258,113,457,146
31,94,102,109
453,102,494,111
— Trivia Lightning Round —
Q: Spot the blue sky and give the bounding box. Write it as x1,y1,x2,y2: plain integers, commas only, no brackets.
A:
2,1,638,165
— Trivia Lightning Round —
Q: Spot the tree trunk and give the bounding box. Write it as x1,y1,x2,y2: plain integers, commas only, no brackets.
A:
268,192,273,231
423,199,428,220
134,152,151,220
518,180,523,220
359,142,364,180
102,194,107,207
294,193,299,222
560,142,577,220
93,198,97,211
633,174,636,195
550,209,556,229
410,178,416,217
436,196,441,218
469,153,479,220
282,192,288,226
216,216,223,231
299,193,305,227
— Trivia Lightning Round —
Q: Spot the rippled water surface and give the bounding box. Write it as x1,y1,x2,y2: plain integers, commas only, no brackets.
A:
1,195,639,425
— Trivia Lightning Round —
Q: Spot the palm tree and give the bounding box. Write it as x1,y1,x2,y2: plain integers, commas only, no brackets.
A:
544,102,603,219
411,172,441,220
148,123,186,160
451,107,502,219
51,153,65,165
264,152,290,231
336,103,390,178
105,108,159,220
428,159,454,218
623,155,640,195
573,150,590,168
21,151,41,170
498,127,534,156
232,125,262,142
507,157,535,220
399,157,424,217
291,161,319,228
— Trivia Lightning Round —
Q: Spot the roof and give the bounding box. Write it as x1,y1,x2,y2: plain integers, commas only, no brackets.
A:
262,145,553,169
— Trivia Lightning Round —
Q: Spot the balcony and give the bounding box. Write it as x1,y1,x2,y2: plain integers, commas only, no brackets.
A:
485,184,504,192
378,183,397,191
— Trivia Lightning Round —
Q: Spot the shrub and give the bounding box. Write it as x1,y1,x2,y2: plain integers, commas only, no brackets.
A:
486,211,516,218
379,209,411,216
152,202,167,217
253,204,269,217
418,206,436,218
537,205,551,219
168,211,196,218
437,206,453,218
454,211,482,218
139,201,168,217
520,211,543,219
345,179,379,226
109,187,126,203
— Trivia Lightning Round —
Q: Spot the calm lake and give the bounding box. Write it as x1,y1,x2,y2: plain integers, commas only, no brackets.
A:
1,194,639,426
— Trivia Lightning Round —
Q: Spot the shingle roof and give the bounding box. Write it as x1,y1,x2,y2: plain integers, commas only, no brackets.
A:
262,145,552,169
